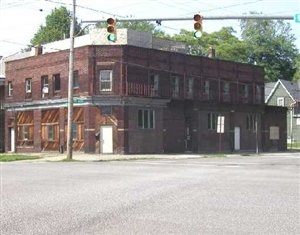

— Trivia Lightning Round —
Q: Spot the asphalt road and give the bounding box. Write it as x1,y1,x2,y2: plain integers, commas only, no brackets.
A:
1,154,299,235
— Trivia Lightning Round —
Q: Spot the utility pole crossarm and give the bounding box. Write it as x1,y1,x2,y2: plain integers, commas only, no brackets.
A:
82,15,294,24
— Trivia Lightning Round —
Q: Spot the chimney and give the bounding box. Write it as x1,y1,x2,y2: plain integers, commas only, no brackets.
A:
207,46,215,58
35,45,43,56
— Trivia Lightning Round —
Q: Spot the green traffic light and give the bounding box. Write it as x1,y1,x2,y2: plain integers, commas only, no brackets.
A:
194,31,202,38
107,34,117,42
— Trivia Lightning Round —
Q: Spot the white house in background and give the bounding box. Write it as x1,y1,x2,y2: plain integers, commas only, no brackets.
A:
265,79,300,144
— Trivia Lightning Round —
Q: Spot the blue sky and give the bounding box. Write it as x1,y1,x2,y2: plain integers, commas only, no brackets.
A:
0,0,299,57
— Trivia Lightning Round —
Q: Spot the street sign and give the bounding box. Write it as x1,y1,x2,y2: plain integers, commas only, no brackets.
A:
73,98,84,103
295,14,300,23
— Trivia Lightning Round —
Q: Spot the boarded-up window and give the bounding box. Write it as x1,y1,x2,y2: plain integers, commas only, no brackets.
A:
270,126,279,140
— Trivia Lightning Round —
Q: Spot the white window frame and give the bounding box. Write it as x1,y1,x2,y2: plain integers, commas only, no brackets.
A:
23,126,29,140
99,70,112,91
187,77,194,96
255,85,262,102
208,112,217,130
41,75,49,97
72,124,77,140
171,75,179,97
8,81,13,96
277,97,285,106
73,70,79,88
138,109,155,129
242,84,248,98
246,114,256,131
204,80,210,95
53,74,61,91
223,82,230,95
25,78,32,93
48,125,54,141
150,74,159,96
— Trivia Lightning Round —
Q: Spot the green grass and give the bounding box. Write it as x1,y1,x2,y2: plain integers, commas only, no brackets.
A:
288,143,300,149
0,154,40,162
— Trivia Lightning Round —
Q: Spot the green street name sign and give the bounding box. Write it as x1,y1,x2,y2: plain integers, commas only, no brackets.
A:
295,14,300,23
73,98,84,103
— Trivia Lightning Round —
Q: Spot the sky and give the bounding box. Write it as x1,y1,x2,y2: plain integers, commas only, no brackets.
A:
0,0,299,57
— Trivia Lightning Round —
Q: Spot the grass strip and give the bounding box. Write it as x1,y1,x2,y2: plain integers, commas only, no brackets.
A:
0,154,40,162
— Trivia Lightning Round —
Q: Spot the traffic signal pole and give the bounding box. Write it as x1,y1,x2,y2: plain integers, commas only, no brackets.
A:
82,15,294,24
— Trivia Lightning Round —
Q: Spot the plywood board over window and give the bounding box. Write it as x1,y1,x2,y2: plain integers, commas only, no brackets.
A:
64,107,84,151
41,109,60,151
16,111,34,147
270,126,279,140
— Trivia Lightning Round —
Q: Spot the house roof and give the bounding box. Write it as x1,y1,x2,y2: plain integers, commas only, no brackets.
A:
265,79,300,104
265,82,276,101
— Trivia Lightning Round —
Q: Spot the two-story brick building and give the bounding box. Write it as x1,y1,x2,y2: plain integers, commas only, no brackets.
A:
3,29,287,154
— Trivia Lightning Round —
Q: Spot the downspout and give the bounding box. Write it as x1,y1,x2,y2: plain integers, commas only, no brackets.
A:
290,100,297,148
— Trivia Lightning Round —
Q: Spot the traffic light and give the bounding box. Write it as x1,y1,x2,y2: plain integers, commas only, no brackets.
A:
193,14,203,38
107,17,117,42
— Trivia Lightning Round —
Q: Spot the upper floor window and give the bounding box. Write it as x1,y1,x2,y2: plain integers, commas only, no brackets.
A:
277,97,285,106
138,109,155,129
187,77,194,97
25,78,32,93
255,85,262,103
150,74,159,96
73,70,79,88
171,76,179,98
99,70,112,91
241,84,249,98
8,81,13,96
41,75,49,97
203,80,210,95
223,82,230,95
208,112,217,130
53,74,61,91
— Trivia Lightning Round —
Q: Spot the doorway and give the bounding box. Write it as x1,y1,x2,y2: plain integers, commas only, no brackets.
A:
100,125,113,153
10,128,15,152
234,126,240,151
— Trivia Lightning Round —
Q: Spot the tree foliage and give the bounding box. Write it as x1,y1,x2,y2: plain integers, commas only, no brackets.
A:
170,27,248,63
293,55,300,80
30,6,83,46
240,18,298,82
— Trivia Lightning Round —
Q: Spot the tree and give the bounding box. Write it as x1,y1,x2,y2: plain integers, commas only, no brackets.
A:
30,6,83,46
293,55,300,80
170,27,248,63
240,17,298,82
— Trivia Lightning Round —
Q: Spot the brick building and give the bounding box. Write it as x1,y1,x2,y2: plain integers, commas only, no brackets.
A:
3,29,286,154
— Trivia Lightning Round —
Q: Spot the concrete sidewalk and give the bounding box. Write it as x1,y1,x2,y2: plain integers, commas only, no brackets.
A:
27,152,209,162
24,151,300,162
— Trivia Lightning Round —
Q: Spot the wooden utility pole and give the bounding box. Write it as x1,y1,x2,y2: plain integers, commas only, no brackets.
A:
66,0,75,160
